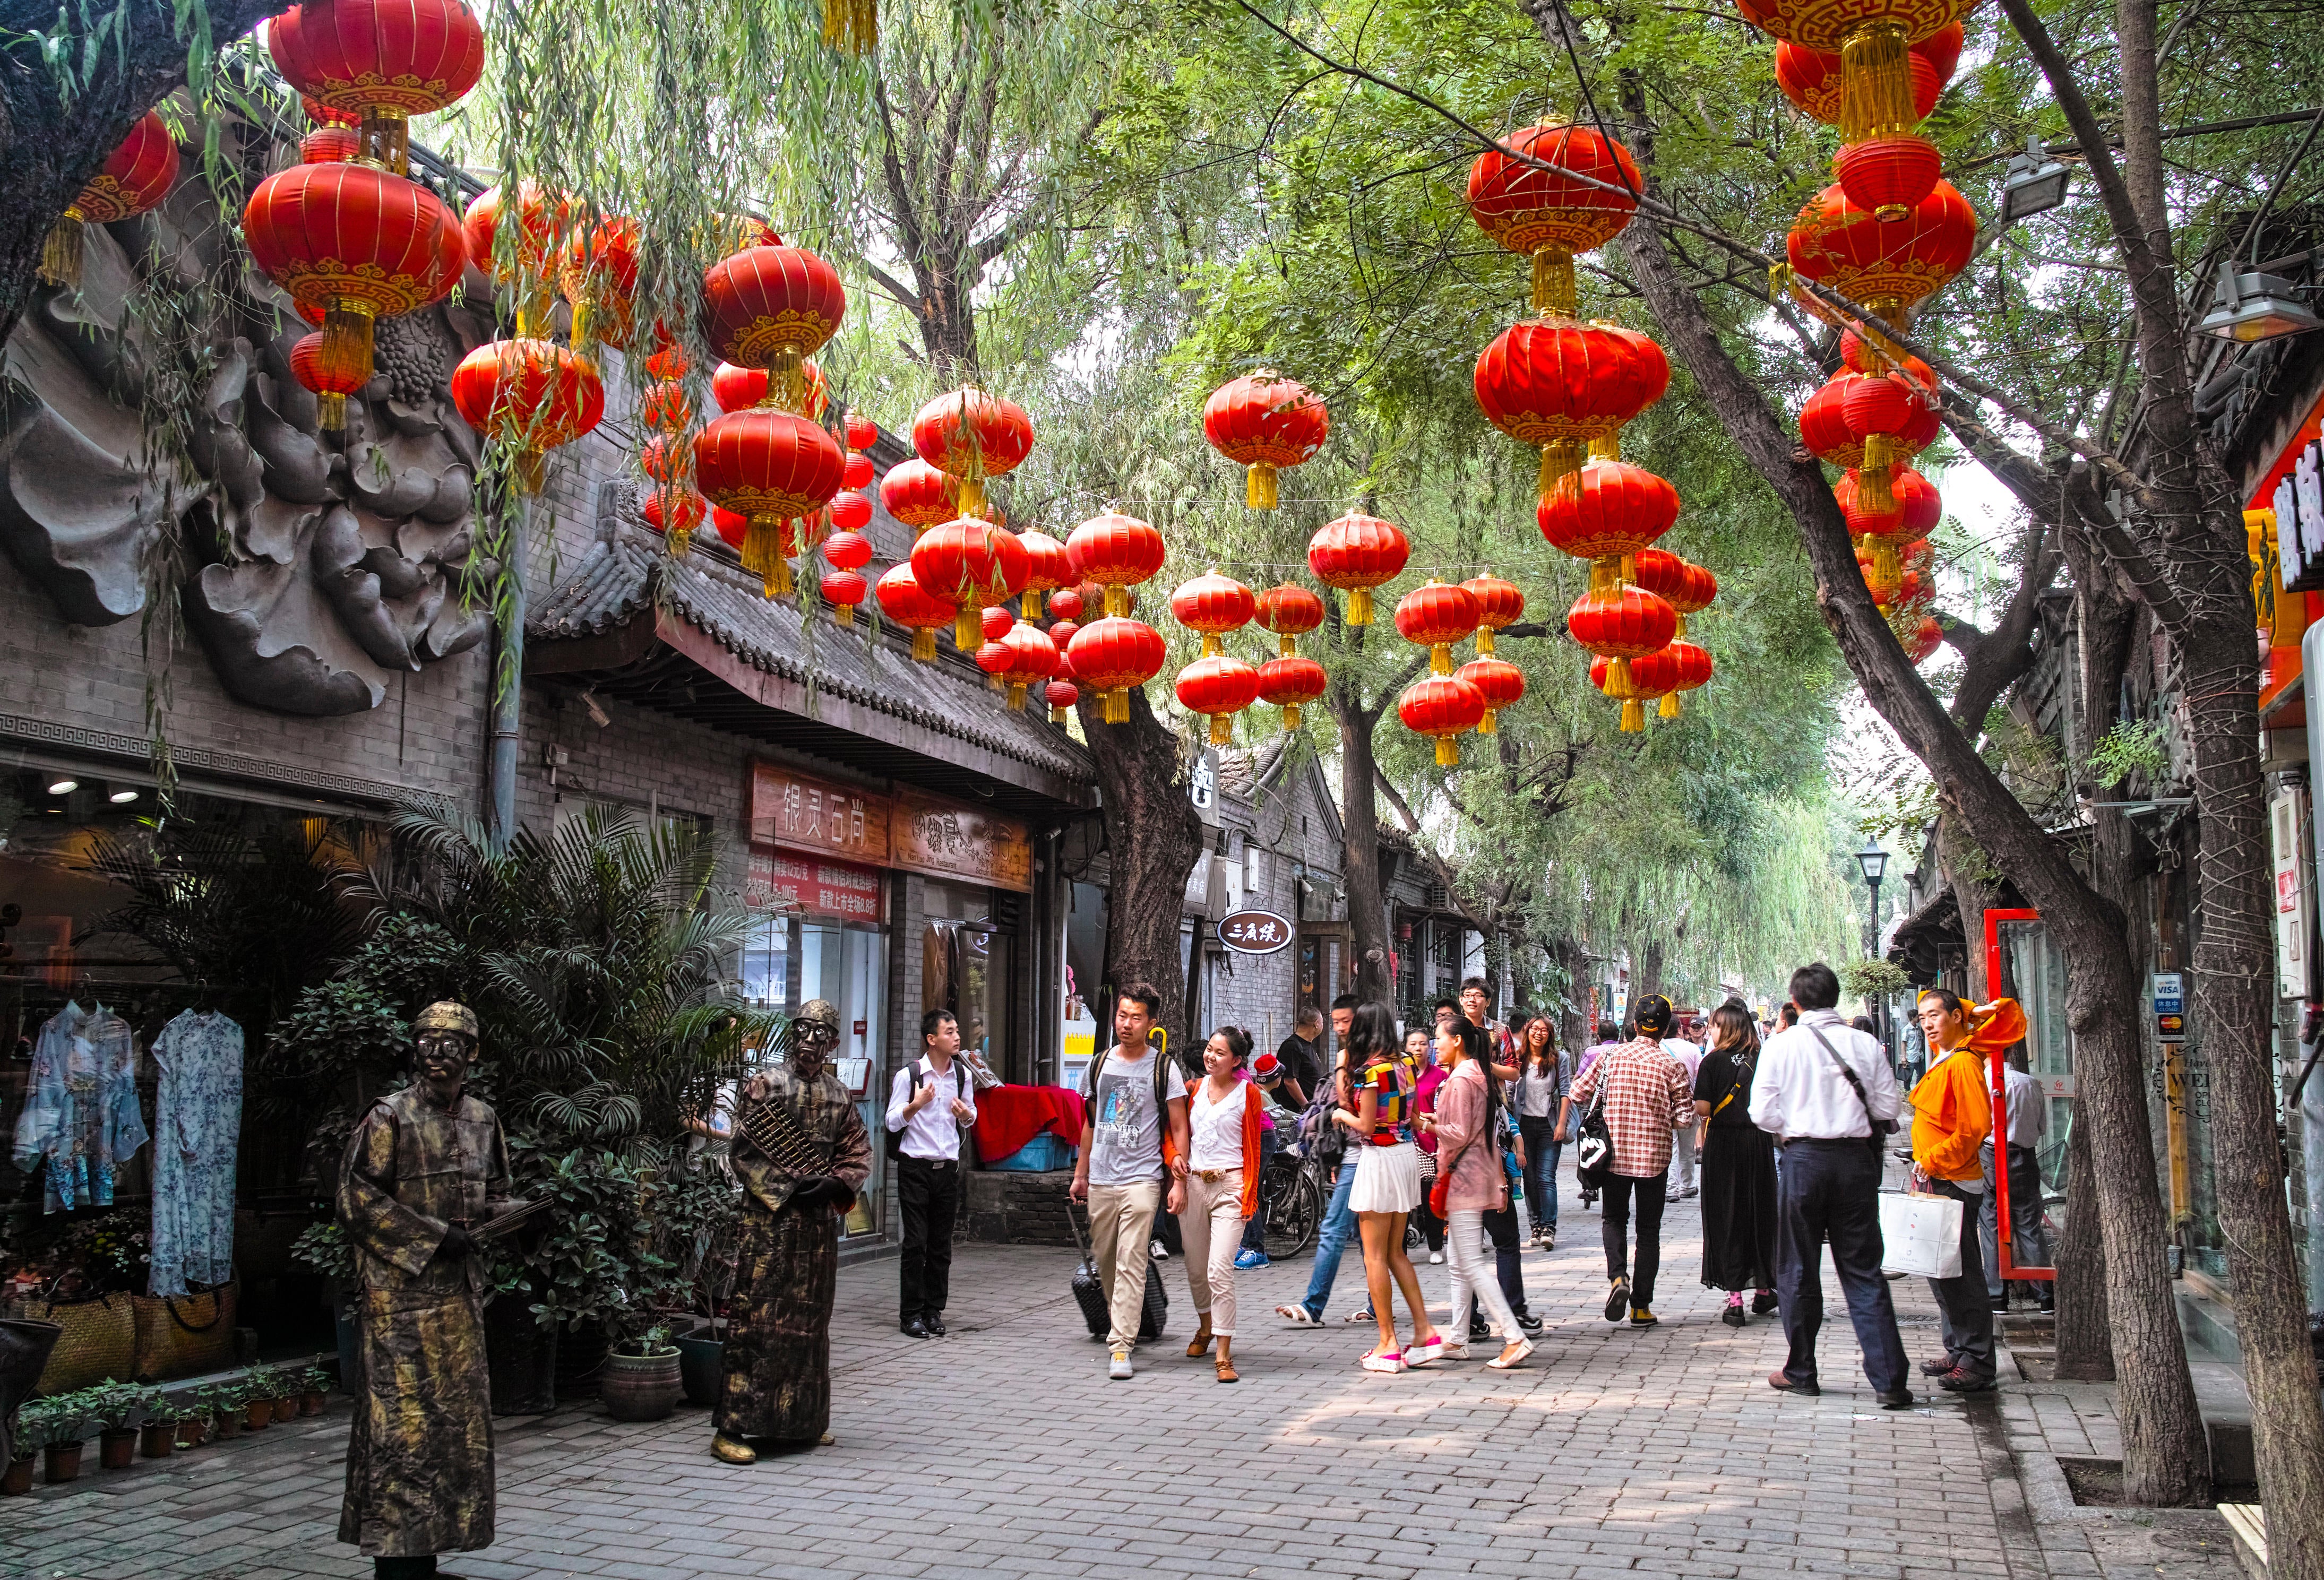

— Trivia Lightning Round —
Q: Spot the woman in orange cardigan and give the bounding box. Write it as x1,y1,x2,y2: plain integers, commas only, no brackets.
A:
1909,989,1998,1393
1181,1026,1266,1382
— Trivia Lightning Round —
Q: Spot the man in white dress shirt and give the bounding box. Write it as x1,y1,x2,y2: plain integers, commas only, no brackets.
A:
1748,963,1914,1408
1661,1018,1704,1199
886,1010,978,1339
1980,1052,2054,1314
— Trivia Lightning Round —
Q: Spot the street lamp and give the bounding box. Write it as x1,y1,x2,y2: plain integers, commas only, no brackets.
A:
1856,836,1889,1048
2197,259,2323,344
1998,135,2071,225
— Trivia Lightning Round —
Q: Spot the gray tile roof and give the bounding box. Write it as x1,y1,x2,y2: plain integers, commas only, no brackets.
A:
529,529,1097,785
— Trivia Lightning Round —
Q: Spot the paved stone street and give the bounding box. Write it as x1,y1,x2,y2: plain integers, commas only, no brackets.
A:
1,1179,2246,1580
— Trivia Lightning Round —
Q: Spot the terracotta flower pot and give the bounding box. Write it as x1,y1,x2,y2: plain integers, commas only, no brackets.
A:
3,1453,35,1495
271,1396,297,1423
98,1428,137,1470
138,1421,175,1459
299,1389,326,1417
176,1418,207,1449
599,1346,683,1423
212,1410,242,1439
244,1400,272,1431
43,1441,82,1483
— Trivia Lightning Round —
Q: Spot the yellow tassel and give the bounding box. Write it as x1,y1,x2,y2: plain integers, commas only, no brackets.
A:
1435,735,1460,767
1538,439,1587,499
1610,657,1634,691
987,672,1003,692
1588,430,1621,462
39,209,85,287
317,391,347,431
358,108,410,176
1479,709,1498,736
834,603,855,627
1870,536,1901,597
1768,263,1791,305
1860,440,1896,512
768,347,806,414
911,627,937,662
1201,633,1222,659
321,301,376,387
1531,247,1578,318
822,0,876,53
1051,704,1069,723
1008,682,1028,712
1209,713,1234,746
1620,700,1644,732
1673,610,1689,638
770,559,793,599
1104,585,1127,617
1022,589,1043,619
1278,634,1296,659
1478,628,1496,657
1105,688,1129,724
1589,557,1622,594
1838,21,1915,141
669,526,693,559
515,449,547,495
569,299,595,355
954,609,979,649
1430,643,1452,676
1246,463,1279,510
1659,693,1681,719
1346,587,1374,626
1282,704,1303,730
1620,552,1636,586
958,477,986,519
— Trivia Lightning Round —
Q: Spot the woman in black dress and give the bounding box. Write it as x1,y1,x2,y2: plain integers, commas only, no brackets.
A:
1693,1001,1779,1325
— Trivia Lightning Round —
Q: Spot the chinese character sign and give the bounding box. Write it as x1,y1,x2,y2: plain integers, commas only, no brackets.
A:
745,849,886,922
1217,908,1293,955
748,762,893,864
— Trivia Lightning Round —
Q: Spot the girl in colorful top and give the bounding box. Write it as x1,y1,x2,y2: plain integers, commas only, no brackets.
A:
1180,1026,1266,1383
1333,1001,1439,1372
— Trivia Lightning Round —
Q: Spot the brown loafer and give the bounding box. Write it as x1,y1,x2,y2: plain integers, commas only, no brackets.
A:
1186,1325,1213,1358
1216,1358,1239,1383
1767,1369,1820,1396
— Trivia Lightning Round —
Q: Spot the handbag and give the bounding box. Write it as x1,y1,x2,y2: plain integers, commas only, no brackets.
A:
1574,1083,1616,1190
1879,1190,1965,1278
131,1279,238,1382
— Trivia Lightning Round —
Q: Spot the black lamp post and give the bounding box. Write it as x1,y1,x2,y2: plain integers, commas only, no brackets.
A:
1856,836,1889,1049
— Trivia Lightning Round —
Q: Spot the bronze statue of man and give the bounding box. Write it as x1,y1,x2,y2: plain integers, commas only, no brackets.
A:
337,1001,519,1580
713,998,872,1463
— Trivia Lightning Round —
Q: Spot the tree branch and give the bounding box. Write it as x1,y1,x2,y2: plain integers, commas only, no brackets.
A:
1374,766,1496,937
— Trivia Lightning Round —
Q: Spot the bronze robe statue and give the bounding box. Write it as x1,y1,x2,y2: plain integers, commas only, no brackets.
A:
337,1084,510,1559
718,1062,872,1446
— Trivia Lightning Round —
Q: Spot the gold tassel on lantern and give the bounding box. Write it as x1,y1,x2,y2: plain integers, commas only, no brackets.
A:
1246,462,1279,510
834,603,854,627
322,299,377,388
1103,687,1129,725
1007,683,1028,712
1619,700,1645,732
1434,734,1461,767
1859,436,1897,512
741,517,793,599
953,608,980,649
1659,693,1682,720
822,0,877,53
986,672,1004,693
317,392,348,431
1199,633,1222,659
1103,584,1128,617
1428,642,1453,677
1589,556,1623,595
1281,704,1303,730
1868,536,1902,599
1479,708,1499,736
768,346,806,413
1531,246,1578,318
1539,438,1588,498
1345,588,1375,626
1051,702,1069,723
1022,588,1043,618
514,448,547,495
1208,713,1234,746
39,208,86,287
910,627,937,662
1838,21,1914,142
359,108,411,176
1588,431,1621,462
957,476,987,519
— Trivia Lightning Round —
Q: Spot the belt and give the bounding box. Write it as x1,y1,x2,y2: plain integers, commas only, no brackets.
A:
905,1155,957,1169
1195,1168,1237,1182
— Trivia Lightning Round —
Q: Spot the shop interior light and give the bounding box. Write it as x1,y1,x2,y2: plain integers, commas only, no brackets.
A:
1998,136,2071,225
109,788,139,804
47,778,77,795
2198,260,2323,343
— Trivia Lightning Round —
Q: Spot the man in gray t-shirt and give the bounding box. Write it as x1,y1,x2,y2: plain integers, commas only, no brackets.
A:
1071,987,1189,1378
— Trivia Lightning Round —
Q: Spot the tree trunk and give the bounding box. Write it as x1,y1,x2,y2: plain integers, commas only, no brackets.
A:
1077,687,1204,1057
1329,672,1393,1004
2052,1104,2114,1379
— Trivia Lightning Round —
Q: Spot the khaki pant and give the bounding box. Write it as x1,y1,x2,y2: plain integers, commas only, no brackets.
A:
1179,1169,1246,1337
1087,1179,1162,1352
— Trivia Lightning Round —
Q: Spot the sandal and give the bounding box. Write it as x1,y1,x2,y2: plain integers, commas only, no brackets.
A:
1216,1357,1239,1383
1186,1321,1213,1358
1359,1349,1406,1374
1276,1304,1320,1326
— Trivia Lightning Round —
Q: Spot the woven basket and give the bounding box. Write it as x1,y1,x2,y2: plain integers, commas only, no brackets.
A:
21,1293,135,1395
131,1280,237,1382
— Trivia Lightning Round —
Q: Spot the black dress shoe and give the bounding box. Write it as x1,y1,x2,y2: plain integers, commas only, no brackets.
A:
1877,1388,1917,1410
924,1313,946,1336
900,1317,930,1339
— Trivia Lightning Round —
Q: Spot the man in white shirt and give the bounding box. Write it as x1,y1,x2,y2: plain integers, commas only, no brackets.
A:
1069,985,1190,1379
1748,962,1914,1408
886,1010,978,1340
1980,1053,2054,1314
1660,1018,1704,1199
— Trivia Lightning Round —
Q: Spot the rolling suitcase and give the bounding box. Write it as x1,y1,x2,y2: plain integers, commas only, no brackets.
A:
1065,1201,1167,1341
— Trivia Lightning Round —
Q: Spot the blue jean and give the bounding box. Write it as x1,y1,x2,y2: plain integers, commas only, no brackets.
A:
1299,1158,1360,1321
1775,1139,1909,1394
1240,1127,1277,1253
1519,1117,1559,1233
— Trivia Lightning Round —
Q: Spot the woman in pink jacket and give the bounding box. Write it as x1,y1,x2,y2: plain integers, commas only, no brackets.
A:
1424,1019,1534,1369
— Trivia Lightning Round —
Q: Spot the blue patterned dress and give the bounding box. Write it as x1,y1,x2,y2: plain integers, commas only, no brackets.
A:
149,1010,245,1294
10,1002,150,1213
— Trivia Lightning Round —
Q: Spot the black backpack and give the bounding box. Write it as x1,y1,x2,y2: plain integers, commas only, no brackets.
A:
884,1060,969,1162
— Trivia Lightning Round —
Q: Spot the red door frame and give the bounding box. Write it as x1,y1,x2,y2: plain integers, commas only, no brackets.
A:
1982,907,2055,1283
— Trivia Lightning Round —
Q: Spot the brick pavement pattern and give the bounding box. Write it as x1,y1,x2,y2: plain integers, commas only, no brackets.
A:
1,1184,2243,1580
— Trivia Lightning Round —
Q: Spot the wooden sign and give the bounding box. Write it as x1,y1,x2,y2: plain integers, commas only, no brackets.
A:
891,788,1032,893
745,849,886,923
1217,909,1294,955
748,763,891,865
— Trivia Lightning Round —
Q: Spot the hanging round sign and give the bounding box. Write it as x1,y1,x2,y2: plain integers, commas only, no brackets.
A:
1217,909,1294,955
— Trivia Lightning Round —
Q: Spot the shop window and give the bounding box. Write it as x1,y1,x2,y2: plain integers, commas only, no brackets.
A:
738,906,888,1238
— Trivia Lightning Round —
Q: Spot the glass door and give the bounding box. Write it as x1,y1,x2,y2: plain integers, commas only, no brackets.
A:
741,910,889,1238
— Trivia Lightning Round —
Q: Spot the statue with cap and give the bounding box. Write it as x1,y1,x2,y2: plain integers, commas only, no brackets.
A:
712,996,872,1464
336,999,524,1580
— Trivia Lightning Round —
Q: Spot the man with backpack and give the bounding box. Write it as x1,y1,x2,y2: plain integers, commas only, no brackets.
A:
1275,994,1364,1328
886,1009,979,1340
1069,985,1190,1379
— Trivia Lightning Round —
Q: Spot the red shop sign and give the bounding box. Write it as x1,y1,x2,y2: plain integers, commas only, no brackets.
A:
745,849,886,923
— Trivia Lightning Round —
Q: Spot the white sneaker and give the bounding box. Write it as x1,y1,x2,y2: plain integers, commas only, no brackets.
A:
1427,1250,1444,1265
1108,1349,1133,1380
1149,1240,1170,1261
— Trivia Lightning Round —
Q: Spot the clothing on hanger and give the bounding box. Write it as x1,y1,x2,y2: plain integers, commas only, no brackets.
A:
149,1009,244,1296
10,1001,150,1213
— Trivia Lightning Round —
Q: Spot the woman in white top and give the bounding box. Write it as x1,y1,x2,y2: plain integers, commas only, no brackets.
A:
1180,1026,1264,1382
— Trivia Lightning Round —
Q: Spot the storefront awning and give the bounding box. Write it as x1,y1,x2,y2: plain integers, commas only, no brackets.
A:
1886,886,1961,980
528,534,1098,816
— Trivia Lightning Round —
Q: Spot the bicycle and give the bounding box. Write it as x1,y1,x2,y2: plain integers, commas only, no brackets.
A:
1258,1136,1327,1258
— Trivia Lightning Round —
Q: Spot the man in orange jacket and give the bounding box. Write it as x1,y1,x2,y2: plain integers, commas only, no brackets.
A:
1909,990,1997,1392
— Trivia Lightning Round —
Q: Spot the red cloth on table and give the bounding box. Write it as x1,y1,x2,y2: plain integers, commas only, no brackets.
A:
974,1083,1086,1164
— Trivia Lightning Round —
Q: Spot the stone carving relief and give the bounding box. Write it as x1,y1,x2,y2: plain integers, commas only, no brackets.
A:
0,159,498,716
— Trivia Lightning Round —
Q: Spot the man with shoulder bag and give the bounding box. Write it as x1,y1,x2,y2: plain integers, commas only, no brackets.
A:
886,1009,978,1340
1748,963,1914,1408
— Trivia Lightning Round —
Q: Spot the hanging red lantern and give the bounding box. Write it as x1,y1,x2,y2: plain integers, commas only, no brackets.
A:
266,0,485,175
1066,512,1167,617
828,489,873,533
1256,655,1327,732
1466,122,1642,316
1475,319,1671,496
644,341,689,381
1048,618,1081,660
561,213,639,348
1895,465,1941,537
913,387,1035,519
1461,575,1525,656
703,245,846,411
1202,373,1329,509
1045,677,1081,724
1069,617,1168,724
821,568,869,625
1775,27,1954,125
1395,581,1482,675
912,519,1030,647
881,457,962,532
1018,530,1075,619
1254,583,1327,658
845,412,880,451
1538,457,1680,590
1835,135,1943,224
1907,614,1943,663
449,338,605,494
641,487,705,542
1660,641,1714,719
639,378,691,434
1589,647,1682,732
1002,624,1061,712
1733,2,1976,151
1047,586,1085,624
1177,655,1261,745
712,505,748,549
1568,585,1678,708
244,160,462,397
1837,467,1904,540
1674,562,1718,637
976,637,1015,690
1399,676,1488,767
300,125,359,163
876,564,953,662
693,410,846,598
982,605,1017,644
840,453,876,493
1800,370,1864,466
289,330,366,431
1456,658,1526,735
1170,571,1257,656
1786,180,1977,331
459,180,570,317
824,528,873,572
640,434,687,484
1307,511,1409,626
1632,547,1690,605
40,108,180,288
1841,368,1934,512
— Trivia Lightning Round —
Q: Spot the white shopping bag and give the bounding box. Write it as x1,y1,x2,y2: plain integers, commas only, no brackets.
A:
1879,1191,1964,1279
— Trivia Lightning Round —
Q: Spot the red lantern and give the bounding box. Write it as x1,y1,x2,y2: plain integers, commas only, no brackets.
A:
1538,458,1680,590
1775,36,1949,124
1835,134,1942,224
1307,511,1409,626
1176,655,1261,745
40,108,180,287
1256,655,1327,732
1461,575,1525,656
449,338,605,494
1787,180,1977,330
881,457,962,532
1456,658,1526,735
1045,677,1081,723
1202,373,1329,509
460,180,570,308
1002,624,1061,712
1018,530,1075,619
840,453,875,493
244,160,462,396
981,605,1017,645
1394,581,1482,675
639,379,691,434
300,125,359,163
266,0,485,174
644,342,689,381
712,506,747,549
828,489,873,533
1254,583,1327,658
845,412,881,450
702,245,846,410
1632,548,1689,603
1170,571,1257,655
1069,617,1168,724
1066,512,1167,617
824,528,873,571
1837,468,1904,540
289,331,365,431
913,387,1035,518
876,564,953,662
562,213,639,348
1894,465,1941,537
1466,122,1642,316
821,568,869,625
694,410,846,598
1674,562,1718,637
1841,369,1934,513
976,638,1015,690
640,434,686,485
1476,319,1671,496
1399,676,1487,767
1659,641,1714,719
1908,614,1943,663
641,487,705,543
1590,647,1681,732
1048,617,1080,657
1047,587,1085,624
1568,585,1678,706
912,519,1030,648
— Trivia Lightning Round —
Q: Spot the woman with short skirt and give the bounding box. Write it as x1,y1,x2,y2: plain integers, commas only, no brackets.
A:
1335,1001,1440,1373
1693,1001,1779,1324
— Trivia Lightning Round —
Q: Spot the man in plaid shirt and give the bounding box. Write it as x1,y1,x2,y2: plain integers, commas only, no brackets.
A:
1561,995,1695,1328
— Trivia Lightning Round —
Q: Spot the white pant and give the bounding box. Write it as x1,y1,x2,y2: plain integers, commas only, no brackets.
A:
1180,1169,1246,1337
1446,1208,1519,1340
1668,1129,1697,1193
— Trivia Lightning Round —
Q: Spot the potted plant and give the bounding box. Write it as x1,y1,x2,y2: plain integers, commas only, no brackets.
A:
4,1399,51,1495
293,1221,363,1396
87,1380,155,1470
266,1365,298,1423
600,1324,682,1423
197,1384,241,1440
173,1402,209,1450
242,1378,273,1433
298,1367,330,1415
138,1393,176,1459
39,1393,86,1483
650,1161,741,1408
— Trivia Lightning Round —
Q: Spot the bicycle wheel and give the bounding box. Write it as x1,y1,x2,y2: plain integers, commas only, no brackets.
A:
1264,1172,1321,1258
